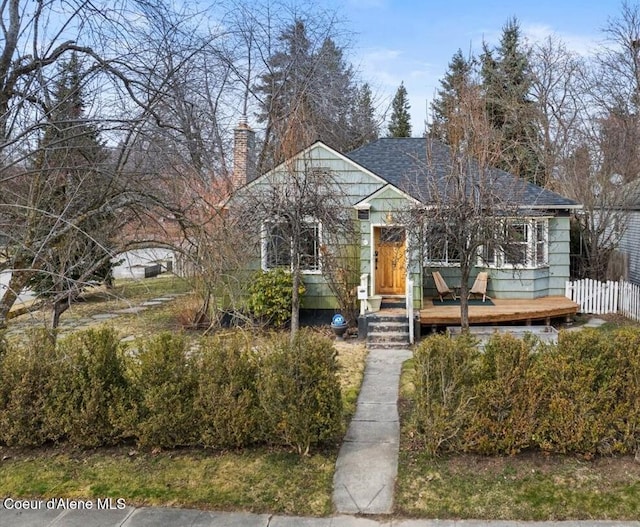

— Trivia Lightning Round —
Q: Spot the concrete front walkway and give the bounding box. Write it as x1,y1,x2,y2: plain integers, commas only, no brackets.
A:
332,347,412,515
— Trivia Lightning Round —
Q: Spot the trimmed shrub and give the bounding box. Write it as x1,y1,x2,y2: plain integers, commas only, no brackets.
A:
196,331,261,449
247,268,305,327
56,327,133,447
132,332,198,448
0,329,63,446
412,333,478,456
535,329,629,455
609,327,640,451
257,330,343,454
464,333,542,455
411,327,640,457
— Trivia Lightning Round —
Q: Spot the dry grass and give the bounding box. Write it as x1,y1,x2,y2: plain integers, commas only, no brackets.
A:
0,447,336,515
396,447,640,520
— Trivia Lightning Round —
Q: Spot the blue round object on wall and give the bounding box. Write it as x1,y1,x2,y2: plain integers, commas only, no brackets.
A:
332,314,346,326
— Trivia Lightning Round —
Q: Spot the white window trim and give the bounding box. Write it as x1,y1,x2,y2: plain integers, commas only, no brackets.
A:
261,219,323,275
477,218,550,270
423,238,461,267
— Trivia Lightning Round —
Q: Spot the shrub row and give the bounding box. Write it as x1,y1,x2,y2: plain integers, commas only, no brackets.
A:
0,327,342,454
411,328,640,457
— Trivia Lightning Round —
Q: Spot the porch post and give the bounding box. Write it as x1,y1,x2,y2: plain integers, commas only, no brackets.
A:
357,274,369,340
359,273,369,316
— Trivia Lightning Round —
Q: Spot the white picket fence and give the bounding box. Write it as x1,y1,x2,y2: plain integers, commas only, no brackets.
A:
565,278,640,322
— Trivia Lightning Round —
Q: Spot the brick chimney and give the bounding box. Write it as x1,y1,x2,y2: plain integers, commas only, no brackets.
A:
233,117,256,187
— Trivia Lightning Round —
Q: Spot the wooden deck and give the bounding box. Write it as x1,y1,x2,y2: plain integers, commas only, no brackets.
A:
420,296,579,326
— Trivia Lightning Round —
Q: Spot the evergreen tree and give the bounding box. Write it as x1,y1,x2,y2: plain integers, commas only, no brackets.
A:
348,83,379,149
29,53,114,328
255,21,363,170
388,82,412,137
314,37,356,150
256,19,313,171
429,49,476,143
480,18,544,183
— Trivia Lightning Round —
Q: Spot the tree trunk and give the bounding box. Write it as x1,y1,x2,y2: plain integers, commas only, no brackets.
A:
52,298,71,329
0,270,31,329
290,267,301,341
459,264,471,331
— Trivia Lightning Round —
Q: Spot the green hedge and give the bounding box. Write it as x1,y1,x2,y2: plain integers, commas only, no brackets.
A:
196,332,261,449
258,331,343,455
56,328,134,447
0,327,342,454
411,328,640,457
132,333,199,448
0,329,62,446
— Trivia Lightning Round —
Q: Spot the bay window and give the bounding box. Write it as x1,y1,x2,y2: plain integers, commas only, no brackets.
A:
423,224,460,266
480,218,549,268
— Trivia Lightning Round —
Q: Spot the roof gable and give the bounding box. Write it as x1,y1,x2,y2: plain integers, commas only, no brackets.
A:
239,141,389,192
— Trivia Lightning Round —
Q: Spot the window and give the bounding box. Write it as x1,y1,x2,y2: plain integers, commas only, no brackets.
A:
503,221,528,266
262,220,321,273
424,224,460,266
299,222,321,271
357,209,370,220
479,218,549,268
380,227,406,244
534,221,547,266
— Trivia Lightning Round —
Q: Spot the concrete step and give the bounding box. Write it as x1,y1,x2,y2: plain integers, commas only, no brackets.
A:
367,342,411,350
368,313,408,323
367,331,410,343
368,321,408,332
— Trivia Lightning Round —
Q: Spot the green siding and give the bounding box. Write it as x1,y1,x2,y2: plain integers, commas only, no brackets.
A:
547,216,571,295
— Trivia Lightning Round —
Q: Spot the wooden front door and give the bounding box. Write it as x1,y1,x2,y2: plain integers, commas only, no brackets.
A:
374,226,406,295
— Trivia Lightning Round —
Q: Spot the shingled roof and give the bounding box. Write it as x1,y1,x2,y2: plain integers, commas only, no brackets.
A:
346,137,579,209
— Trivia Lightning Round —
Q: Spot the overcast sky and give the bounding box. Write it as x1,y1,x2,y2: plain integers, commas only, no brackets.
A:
327,0,622,134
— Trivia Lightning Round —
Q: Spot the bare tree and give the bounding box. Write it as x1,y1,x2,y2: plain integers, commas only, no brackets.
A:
530,36,586,191
410,84,524,329
542,3,640,279
0,1,220,327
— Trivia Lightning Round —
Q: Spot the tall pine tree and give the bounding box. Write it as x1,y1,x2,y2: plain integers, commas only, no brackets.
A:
429,49,476,144
255,20,368,170
388,82,412,137
480,18,544,183
29,53,114,328
256,19,313,171
348,83,379,149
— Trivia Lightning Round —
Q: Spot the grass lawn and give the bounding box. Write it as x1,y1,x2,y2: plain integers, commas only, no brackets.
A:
6,274,195,341
1,277,368,515
396,447,640,520
0,447,337,515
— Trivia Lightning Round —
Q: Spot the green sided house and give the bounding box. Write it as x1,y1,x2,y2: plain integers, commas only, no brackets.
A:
231,128,581,328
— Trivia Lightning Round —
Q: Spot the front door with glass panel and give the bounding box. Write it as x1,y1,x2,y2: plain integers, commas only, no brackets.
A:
374,226,406,295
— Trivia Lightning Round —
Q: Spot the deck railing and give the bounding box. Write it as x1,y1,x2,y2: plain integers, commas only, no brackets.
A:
565,278,640,322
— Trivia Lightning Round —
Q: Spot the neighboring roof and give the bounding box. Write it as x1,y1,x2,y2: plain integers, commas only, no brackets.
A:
346,137,580,209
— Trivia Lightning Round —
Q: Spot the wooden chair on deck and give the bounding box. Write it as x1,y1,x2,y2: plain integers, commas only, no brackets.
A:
468,272,490,302
432,271,456,302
